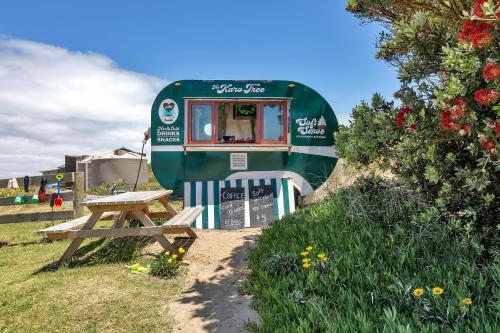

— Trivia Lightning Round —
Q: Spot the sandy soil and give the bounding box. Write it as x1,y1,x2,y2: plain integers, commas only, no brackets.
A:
169,229,261,333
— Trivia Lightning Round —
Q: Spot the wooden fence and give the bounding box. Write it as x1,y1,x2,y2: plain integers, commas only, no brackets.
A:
0,172,79,188
0,172,84,224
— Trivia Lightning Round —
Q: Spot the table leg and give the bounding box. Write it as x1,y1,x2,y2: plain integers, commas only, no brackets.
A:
159,196,178,216
112,211,129,229
57,212,103,265
132,211,178,254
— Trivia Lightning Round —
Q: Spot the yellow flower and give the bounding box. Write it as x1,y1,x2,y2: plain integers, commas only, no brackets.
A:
463,298,472,305
300,251,309,257
305,245,313,251
413,288,424,297
178,247,186,254
317,253,328,261
167,258,173,263
432,287,444,296
171,254,178,260
302,262,311,268
164,251,170,256
302,258,311,263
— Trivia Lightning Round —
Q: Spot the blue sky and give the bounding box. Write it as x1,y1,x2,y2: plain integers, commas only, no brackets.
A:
0,0,400,177
0,0,399,123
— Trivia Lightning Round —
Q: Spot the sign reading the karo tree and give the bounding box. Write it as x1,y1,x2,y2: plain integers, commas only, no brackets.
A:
219,187,245,230
249,185,274,227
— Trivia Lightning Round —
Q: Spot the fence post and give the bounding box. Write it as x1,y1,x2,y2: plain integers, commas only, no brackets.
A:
73,172,85,218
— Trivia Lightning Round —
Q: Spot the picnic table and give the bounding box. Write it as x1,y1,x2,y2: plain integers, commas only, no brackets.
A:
37,190,203,265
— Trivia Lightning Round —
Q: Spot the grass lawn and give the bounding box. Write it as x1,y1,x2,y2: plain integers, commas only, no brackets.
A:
0,200,186,332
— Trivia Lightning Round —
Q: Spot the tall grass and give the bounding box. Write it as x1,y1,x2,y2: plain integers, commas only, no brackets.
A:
245,177,499,332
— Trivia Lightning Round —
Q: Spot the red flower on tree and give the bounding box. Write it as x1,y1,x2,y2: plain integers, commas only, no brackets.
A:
408,123,417,134
472,33,493,48
395,105,410,128
459,19,494,48
483,64,500,81
459,123,472,136
473,0,488,17
441,111,458,131
451,105,464,118
474,0,500,18
474,88,499,106
451,98,467,118
482,141,495,149
481,140,496,154
455,97,467,107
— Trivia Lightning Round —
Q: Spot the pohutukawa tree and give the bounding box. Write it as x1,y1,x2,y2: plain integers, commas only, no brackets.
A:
337,0,499,252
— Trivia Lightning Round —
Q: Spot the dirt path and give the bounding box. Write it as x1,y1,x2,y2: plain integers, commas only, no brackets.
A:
169,229,261,332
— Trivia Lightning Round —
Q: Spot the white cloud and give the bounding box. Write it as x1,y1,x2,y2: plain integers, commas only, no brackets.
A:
0,37,166,179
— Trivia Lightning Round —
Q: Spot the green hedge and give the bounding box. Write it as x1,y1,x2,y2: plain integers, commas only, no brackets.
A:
245,178,499,332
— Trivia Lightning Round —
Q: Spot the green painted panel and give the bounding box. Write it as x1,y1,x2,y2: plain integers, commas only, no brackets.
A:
282,178,290,214
287,153,338,190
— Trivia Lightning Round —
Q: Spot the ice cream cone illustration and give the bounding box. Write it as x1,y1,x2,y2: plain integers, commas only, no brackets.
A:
318,116,326,131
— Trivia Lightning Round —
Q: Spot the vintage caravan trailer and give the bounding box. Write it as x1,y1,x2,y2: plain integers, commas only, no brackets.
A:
150,80,339,228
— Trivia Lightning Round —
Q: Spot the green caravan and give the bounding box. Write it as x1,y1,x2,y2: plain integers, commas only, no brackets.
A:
150,80,339,201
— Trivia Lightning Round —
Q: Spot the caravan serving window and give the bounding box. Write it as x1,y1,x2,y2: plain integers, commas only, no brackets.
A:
187,100,287,145
191,104,213,142
262,103,285,143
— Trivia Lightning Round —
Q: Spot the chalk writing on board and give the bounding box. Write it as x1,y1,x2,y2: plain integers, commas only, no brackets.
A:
249,185,274,227
220,187,245,230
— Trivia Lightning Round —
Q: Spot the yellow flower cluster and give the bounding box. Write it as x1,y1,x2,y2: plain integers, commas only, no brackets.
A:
413,288,473,307
412,287,445,297
317,252,328,261
300,245,329,268
302,245,313,268
164,248,184,263
165,247,185,258
302,257,311,268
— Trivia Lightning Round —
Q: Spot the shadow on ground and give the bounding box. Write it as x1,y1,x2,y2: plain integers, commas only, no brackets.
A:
176,233,260,333
33,234,196,274
33,236,152,274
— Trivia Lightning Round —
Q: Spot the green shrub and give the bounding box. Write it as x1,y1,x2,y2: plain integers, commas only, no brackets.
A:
149,251,182,279
246,177,499,332
265,252,299,277
337,0,500,251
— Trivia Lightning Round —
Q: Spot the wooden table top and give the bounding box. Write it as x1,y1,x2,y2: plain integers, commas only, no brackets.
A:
81,190,172,207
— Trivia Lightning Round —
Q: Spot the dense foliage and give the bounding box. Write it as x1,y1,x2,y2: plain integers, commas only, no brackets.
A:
245,178,499,332
337,0,499,251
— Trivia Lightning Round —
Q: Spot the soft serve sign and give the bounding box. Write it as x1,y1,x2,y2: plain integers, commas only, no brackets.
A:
212,83,265,94
296,116,327,139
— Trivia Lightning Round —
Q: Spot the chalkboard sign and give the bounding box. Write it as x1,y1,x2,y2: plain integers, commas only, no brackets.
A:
249,185,274,227
220,187,245,230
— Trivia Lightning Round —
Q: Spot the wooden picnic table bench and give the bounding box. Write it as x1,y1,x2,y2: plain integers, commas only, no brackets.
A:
37,190,203,265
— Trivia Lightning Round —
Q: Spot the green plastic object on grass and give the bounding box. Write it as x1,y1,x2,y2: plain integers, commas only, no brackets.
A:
31,195,39,204
14,196,24,205
128,263,150,274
